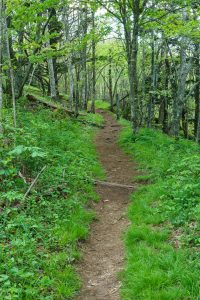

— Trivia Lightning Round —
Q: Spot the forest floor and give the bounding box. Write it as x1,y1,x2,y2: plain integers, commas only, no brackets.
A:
76,111,139,300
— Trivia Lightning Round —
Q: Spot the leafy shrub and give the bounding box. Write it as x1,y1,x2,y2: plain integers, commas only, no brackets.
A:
0,108,104,299
119,123,200,299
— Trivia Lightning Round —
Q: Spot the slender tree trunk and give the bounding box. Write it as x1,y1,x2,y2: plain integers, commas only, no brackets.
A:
75,64,80,116
28,64,37,86
0,0,3,133
47,56,57,100
81,49,88,110
48,7,59,100
63,6,74,110
17,62,33,99
4,13,16,127
108,49,113,111
116,93,120,120
68,55,74,110
195,45,200,143
163,51,170,133
182,104,188,138
91,10,96,114
158,42,169,133
4,15,14,97
124,4,139,134
63,64,68,94
81,4,88,110
141,40,146,125
130,31,139,133
194,44,200,140
172,40,190,138
196,101,200,144
15,31,24,97
172,10,191,138
147,31,156,128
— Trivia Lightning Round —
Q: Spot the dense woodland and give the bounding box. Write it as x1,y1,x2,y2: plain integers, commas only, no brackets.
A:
0,0,200,138
0,0,200,299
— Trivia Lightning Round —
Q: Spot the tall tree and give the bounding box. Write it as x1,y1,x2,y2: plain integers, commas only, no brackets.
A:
4,12,17,126
0,0,3,133
91,9,96,113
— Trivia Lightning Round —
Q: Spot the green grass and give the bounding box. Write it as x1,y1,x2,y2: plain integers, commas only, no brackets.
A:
119,120,200,300
88,99,110,110
0,104,104,299
78,113,104,127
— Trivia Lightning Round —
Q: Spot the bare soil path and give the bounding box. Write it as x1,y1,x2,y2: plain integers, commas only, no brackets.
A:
76,111,138,300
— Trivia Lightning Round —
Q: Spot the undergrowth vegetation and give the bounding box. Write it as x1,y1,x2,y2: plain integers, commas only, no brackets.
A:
0,104,104,299
88,100,110,110
119,120,200,300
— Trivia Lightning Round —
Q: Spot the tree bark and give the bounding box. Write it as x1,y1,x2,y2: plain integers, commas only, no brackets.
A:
63,6,74,110
48,7,60,100
147,31,156,128
91,10,96,114
81,4,88,110
108,48,113,111
172,40,190,138
172,10,191,138
47,55,57,101
194,44,200,140
4,10,17,127
0,0,3,133
116,93,120,120
163,51,170,134
123,1,140,134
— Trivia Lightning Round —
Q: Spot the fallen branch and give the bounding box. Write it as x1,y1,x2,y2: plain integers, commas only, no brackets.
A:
27,94,86,116
18,171,27,184
23,166,47,201
94,180,136,189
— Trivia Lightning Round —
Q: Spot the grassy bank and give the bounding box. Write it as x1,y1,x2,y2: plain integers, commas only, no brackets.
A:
0,103,104,299
119,121,200,299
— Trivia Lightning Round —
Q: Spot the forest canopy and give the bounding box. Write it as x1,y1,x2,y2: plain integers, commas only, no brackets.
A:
0,0,199,139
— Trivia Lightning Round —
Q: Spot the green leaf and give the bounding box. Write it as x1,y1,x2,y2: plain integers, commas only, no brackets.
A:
0,274,9,282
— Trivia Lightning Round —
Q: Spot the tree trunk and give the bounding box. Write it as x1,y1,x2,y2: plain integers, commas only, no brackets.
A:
147,31,156,128
81,4,88,110
172,40,190,138
91,10,96,114
47,56,57,101
182,105,188,138
4,12,17,127
63,6,74,110
75,64,80,116
48,7,59,100
108,49,113,111
124,4,139,134
172,10,191,138
194,44,200,140
141,40,146,125
68,55,74,110
0,0,3,133
116,93,120,120
163,53,170,134
159,43,169,134
15,31,24,98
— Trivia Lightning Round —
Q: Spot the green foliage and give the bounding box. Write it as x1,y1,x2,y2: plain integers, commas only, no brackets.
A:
78,112,104,127
119,122,200,299
88,100,110,110
0,107,104,299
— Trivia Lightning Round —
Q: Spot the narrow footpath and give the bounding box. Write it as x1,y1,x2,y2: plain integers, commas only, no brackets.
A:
76,111,138,300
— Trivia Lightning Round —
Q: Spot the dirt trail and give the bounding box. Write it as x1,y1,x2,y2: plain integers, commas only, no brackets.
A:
76,111,138,300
